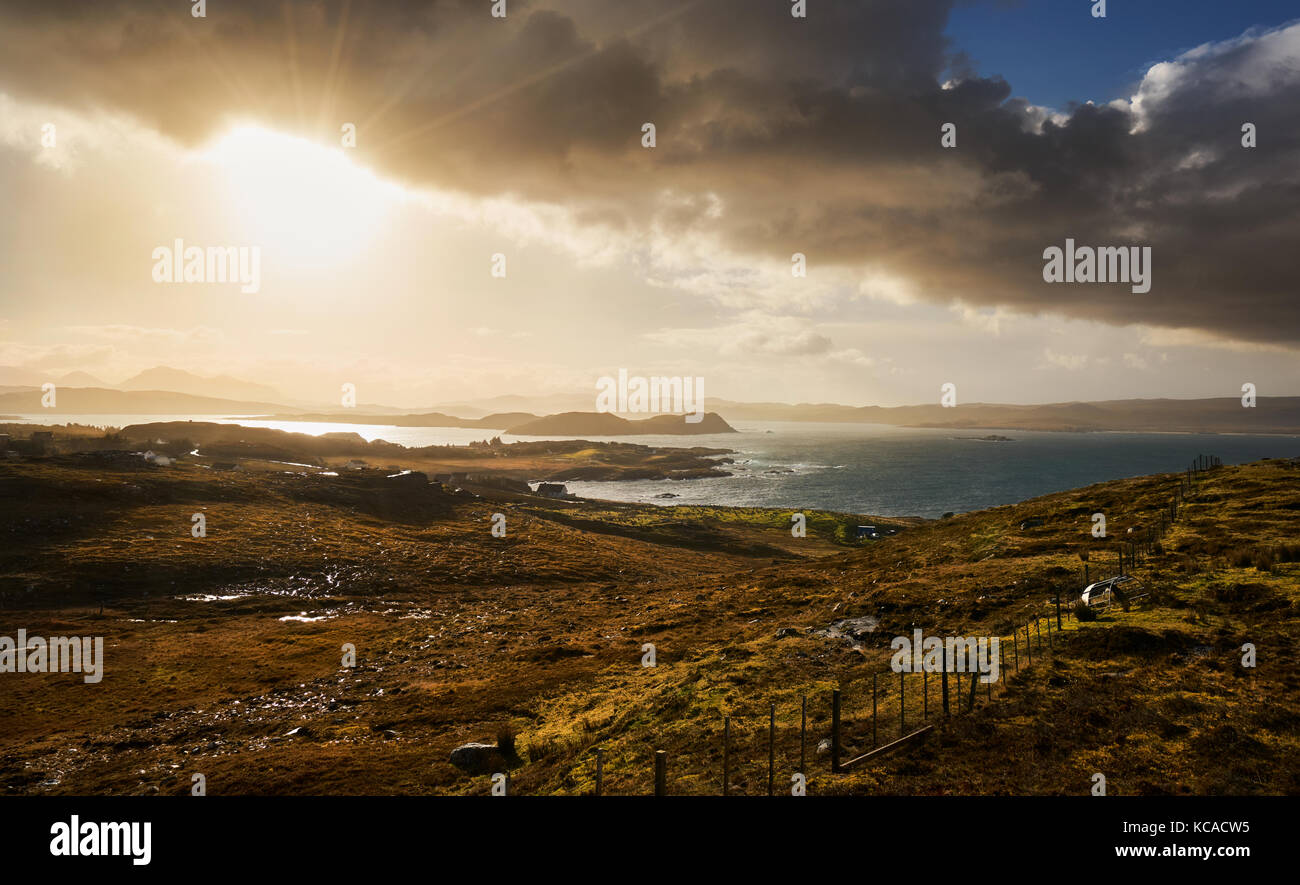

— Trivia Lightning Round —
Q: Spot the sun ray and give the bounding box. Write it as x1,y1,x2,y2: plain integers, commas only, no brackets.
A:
314,0,354,138
371,0,707,157
282,0,308,130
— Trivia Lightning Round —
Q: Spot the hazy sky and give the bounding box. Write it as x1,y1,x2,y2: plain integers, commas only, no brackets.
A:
1,0,1297,409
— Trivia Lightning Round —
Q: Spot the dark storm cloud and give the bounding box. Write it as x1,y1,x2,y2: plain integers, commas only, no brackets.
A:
0,1,1296,344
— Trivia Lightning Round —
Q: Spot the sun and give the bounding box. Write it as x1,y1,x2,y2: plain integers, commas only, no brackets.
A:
200,124,402,264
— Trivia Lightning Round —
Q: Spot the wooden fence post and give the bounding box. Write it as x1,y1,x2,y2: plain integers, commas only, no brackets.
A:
1025,623,1032,667
831,690,841,774
899,670,905,736
872,673,878,747
654,750,666,797
942,655,950,716
923,668,929,719
799,696,806,776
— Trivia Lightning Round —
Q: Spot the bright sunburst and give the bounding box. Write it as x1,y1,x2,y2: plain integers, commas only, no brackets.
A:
200,125,402,264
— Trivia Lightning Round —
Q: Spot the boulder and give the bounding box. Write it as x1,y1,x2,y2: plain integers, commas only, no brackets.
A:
450,742,500,773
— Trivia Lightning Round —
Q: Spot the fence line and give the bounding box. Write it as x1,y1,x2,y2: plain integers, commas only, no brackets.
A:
573,455,1221,795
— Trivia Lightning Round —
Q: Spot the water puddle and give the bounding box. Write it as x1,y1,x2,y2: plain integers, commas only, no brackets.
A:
278,612,337,623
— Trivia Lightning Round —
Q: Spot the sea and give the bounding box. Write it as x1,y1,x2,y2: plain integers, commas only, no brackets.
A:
6,414,1297,519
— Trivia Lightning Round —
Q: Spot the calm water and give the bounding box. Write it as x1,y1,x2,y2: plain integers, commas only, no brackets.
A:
9,414,1297,518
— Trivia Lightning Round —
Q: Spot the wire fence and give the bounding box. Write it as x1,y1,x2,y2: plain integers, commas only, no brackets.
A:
564,455,1223,795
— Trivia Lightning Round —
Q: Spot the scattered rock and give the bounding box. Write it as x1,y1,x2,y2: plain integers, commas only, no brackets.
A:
831,616,879,639
450,742,500,773
812,615,880,650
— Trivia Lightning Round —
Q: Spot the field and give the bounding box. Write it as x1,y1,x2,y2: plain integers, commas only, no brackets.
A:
0,452,1296,796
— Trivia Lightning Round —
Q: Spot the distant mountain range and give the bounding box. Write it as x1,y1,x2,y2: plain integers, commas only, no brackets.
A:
257,399,1300,435
254,410,737,435
118,366,286,404
711,398,1300,434
0,364,1297,434
506,411,736,436
258,410,541,429
0,386,297,416
0,365,287,405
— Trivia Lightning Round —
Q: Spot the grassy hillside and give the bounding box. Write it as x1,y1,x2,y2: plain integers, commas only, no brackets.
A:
0,455,1295,795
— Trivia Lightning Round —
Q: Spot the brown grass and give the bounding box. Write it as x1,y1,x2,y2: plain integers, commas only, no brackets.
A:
0,455,1296,795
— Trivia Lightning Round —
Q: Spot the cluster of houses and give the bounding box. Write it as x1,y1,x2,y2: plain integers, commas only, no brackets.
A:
855,525,899,540
0,429,192,468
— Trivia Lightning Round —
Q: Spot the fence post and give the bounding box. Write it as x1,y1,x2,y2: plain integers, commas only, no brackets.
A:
831,690,841,774
872,673,878,747
1025,623,1032,667
923,668,929,719
723,715,731,796
595,748,603,797
899,670,905,736
799,696,806,776
942,654,950,716
1013,630,1019,672
654,750,666,797
1055,591,1062,631
768,703,776,797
